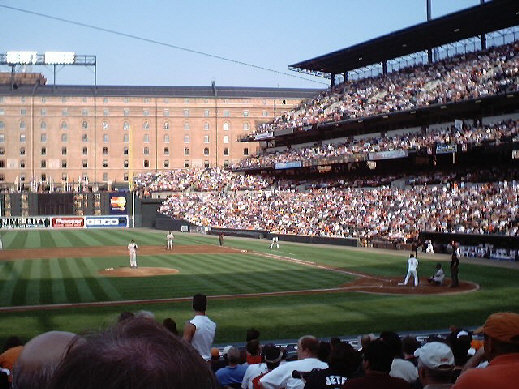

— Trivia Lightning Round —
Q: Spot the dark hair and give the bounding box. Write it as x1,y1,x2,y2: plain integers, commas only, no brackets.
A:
363,339,394,373
402,336,420,356
329,342,362,375
379,331,403,358
262,345,282,370
48,317,217,389
317,341,331,363
193,294,207,312
117,312,134,322
2,336,23,352
246,339,260,356
246,328,260,342
162,318,178,336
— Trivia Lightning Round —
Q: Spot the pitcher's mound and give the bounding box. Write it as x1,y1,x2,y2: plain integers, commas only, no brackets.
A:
99,267,179,277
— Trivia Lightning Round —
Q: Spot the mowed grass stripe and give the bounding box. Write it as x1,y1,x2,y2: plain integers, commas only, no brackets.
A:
24,260,44,305
11,260,32,306
64,258,96,303
80,230,121,247
74,258,111,302
38,230,56,249
0,261,22,306
53,230,91,248
9,231,29,250
57,259,83,304
0,261,13,281
79,257,123,302
49,258,68,304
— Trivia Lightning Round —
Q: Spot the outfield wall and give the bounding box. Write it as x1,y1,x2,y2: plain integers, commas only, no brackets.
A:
0,215,129,229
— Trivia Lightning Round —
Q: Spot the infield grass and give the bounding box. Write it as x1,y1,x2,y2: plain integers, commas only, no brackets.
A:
0,229,518,344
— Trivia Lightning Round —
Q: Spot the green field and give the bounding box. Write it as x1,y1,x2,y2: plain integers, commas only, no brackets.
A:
0,228,518,344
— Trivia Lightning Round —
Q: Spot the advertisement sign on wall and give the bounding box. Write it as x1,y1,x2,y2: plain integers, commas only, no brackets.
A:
51,217,84,228
85,215,129,228
0,217,51,229
109,194,127,214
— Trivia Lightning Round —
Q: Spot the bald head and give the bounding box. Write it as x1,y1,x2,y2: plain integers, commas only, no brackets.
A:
13,331,78,389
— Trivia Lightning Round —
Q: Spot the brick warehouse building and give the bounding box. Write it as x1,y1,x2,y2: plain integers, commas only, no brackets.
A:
0,75,318,190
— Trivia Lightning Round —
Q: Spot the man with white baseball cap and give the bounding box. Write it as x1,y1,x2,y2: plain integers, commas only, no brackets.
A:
414,342,455,388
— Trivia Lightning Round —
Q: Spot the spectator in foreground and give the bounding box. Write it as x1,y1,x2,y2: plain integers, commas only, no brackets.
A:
380,331,418,384
215,346,249,387
183,294,217,362
303,341,362,389
414,341,455,389
453,312,519,389
260,335,328,389
342,339,412,388
0,336,24,384
241,344,282,389
12,331,77,389
48,317,217,389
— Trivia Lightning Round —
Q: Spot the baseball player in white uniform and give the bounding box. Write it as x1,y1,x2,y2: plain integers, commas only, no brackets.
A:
270,236,279,249
166,231,174,250
400,253,419,287
128,240,139,268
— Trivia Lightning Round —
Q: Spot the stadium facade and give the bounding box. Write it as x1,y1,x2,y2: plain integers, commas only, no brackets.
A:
0,79,319,190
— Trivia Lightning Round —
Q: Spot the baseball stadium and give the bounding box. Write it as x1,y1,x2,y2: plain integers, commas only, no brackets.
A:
0,1,519,388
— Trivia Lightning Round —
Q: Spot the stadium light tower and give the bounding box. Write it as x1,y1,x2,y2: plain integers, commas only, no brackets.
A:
0,51,97,89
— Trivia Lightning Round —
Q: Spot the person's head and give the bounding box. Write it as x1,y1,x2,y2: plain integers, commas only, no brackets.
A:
262,345,282,371
192,294,207,313
225,347,241,366
13,331,78,389
297,335,319,360
414,342,454,385
435,263,442,270
328,342,362,376
246,328,260,343
317,341,331,363
402,336,420,358
130,240,134,243
362,339,394,373
409,253,415,258
450,330,472,366
2,336,23,352
210,348,220,361
475,312,519,360
379,331,403,359
162,318,178,336
117,312,134,323
48,317,217,389
360,334,375,351
246,339,260,356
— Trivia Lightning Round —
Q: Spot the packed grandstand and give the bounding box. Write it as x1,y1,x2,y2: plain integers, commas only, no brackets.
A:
132,38,519,252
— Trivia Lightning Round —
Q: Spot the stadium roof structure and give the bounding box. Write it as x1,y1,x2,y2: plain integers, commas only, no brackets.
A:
0,84,321,99
290,0,519,76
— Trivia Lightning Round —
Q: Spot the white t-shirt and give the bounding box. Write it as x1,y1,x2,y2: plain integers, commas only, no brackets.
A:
241,363,269,389
260,358,328,389
390,358,418,383
128,242,138,253
189,315,216,361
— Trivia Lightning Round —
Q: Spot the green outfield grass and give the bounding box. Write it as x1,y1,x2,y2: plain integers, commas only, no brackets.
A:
0,229,518,344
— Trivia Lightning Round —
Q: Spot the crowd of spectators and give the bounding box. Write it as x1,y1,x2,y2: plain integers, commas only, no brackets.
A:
235,120,518,169
133,168,274,197
254,41,519,137
1,309,517,388
160,181,519,243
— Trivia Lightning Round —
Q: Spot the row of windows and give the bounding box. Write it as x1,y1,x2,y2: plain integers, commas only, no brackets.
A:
0,120,251,131
1,146,249,158
0,107,267,118
0,96,279,105
0,133,235,144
